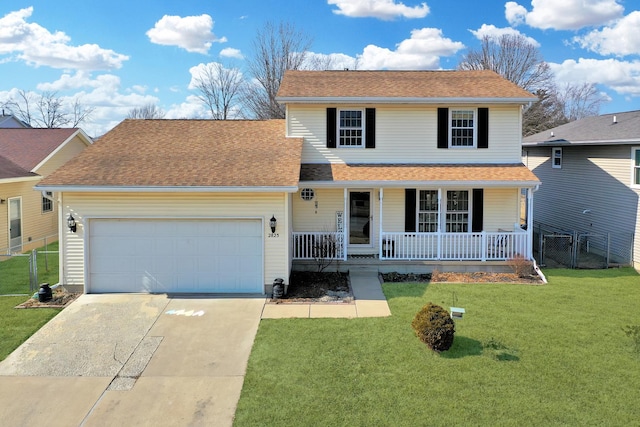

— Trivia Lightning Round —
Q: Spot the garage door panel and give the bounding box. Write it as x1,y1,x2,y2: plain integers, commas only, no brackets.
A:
89,219,263,294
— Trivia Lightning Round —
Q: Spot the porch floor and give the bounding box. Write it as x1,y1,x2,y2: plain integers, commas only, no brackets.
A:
261,270,391,319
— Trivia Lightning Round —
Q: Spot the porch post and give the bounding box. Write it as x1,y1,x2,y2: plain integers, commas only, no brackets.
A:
379,188,384,259
343,188,348,260
527,187,534,259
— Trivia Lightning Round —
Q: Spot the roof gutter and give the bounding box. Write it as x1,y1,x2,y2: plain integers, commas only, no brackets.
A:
276,96,536,105
298,180,540,188
0,176,41,185
523,138,640,147
34,185,300,193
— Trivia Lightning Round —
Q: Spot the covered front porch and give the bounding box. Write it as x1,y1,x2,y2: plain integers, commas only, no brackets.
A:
290,163,539,266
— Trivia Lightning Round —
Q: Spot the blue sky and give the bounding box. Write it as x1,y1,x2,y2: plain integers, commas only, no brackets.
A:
1,0,639,136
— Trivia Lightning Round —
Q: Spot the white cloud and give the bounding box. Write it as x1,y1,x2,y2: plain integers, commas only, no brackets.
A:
550,58,640,96
165,95,208,119
328,0,429,20
146,14,223,54
220,47,244,59
187,62,244,90
574,11,640,56
357,28,464,69
304,52,360,70
470,24,540,47
0,7,128,70
505,0,624,30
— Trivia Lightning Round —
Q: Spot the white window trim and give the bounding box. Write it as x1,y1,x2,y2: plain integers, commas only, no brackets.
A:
337,108,365,148
42,191,53,213
417,189,440,233
444,189,471,233
552,147,562,169
631,147,640,188
449,108,477,148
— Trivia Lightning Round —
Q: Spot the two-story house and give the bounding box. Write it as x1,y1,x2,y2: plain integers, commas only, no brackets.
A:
38,70,539,294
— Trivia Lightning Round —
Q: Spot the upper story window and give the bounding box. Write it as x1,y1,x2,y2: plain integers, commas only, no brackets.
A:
632,148,640,187
445,190,469,233
339,109,363,147
42,191,53,213
418,190,439,232
450,109,475,147
552,147,562,169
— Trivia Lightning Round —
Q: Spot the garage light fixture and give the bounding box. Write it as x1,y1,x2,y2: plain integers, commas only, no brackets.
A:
67,214,77,233
269,215,277,233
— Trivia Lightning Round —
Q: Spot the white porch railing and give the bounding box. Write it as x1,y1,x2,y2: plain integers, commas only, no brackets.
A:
292,232,345,260
380,231,528,260
291,231,528,261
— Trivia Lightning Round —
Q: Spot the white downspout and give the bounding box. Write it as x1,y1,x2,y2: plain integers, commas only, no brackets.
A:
343,188,348,260
379,188,384,259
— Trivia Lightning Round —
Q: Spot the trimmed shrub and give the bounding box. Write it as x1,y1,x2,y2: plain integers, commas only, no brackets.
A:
411,303,455,352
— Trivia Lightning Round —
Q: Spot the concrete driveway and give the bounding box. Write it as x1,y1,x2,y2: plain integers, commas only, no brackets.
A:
0,293,265,426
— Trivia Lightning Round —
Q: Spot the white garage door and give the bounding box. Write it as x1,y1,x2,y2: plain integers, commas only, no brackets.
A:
88,219,263,293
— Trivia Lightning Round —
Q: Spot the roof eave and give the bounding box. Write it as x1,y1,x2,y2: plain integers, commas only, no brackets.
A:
523,138,640,147
34,185,300,193
276,96,536,105
299,180,540,188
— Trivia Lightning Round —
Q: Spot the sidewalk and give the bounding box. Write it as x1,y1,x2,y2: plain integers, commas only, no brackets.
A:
261,270,391,319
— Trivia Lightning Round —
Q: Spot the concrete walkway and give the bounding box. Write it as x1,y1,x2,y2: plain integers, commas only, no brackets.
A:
261,270,391,319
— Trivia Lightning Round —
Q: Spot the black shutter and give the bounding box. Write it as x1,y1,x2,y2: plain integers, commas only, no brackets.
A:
472,189,484,232
365,108,376,148
477,108,489,149
327,108,337,148
437,108,448,149
405,189,417,232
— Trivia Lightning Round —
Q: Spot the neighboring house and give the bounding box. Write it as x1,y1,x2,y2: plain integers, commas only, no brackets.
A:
522,110,640,268
0,128,93,253
38,70,539,295
0,114,30,128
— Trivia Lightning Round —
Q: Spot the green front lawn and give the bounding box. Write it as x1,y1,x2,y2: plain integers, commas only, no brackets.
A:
235,268,640,426
0,241,59,295
0,296,61,361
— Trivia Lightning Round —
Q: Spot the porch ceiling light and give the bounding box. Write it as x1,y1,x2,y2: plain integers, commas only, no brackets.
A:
67,214,77,233
269,215,277,233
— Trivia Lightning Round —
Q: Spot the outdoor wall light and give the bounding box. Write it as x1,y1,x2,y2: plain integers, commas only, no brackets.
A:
67,214,77,233
269,215,277,233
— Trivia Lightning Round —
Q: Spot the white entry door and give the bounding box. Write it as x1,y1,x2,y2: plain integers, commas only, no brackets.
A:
8,198,22,252
88,219,263,294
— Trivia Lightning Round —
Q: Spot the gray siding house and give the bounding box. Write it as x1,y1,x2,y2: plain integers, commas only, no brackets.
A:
522,110,640,268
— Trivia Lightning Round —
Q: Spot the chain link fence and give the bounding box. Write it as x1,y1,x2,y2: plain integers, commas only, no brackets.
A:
533,222,632,269
0,238,59,295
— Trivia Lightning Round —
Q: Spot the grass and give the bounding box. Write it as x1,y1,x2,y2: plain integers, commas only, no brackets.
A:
0,241,59,295
234,268,640,426
0,296,61,361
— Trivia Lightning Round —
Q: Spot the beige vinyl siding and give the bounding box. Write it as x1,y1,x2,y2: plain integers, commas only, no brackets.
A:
287,104,523,164
484,188,520,231
33,135,88,176
0,179,57,252
292,188,344,231
60,192,289,290
525,145,638,264
381,189,405,231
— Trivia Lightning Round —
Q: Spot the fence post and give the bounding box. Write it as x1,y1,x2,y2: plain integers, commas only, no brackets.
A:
29,250,38,293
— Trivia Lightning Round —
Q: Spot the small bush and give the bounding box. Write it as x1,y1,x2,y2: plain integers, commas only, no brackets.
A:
411,303,455,352
508,255,533,278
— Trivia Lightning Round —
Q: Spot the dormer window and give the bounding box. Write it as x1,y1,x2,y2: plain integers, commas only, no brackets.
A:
339,109,363,147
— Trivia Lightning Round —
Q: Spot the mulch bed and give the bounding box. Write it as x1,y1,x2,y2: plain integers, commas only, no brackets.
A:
274,271,352,303
15,288,80,309
382,271,543,285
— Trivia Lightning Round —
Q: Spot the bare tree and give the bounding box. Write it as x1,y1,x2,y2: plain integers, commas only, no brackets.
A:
522,89,566,136
244,21,313,119
557,82,604,122
458,34,554,92
193,62,245,120
127,103,166,119
2,90,94,128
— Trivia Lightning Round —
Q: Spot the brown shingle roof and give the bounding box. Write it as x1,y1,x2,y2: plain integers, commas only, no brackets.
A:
277,70,536,101
0,128,78,171
300,163,539,186
40,120,302,188
0,155,36,180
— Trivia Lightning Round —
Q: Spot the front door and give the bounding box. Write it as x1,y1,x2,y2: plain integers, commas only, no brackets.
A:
349,191,371,245
9,198,22,252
